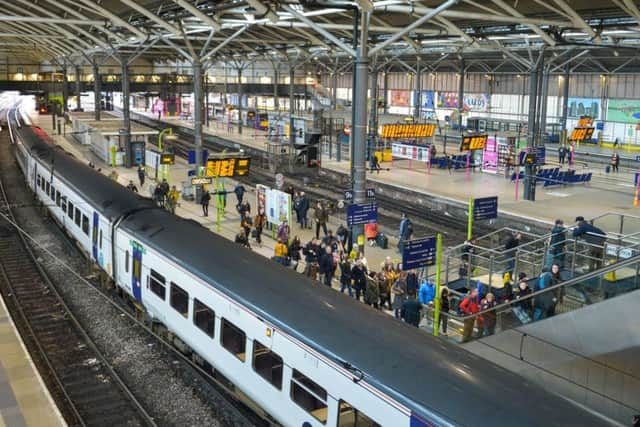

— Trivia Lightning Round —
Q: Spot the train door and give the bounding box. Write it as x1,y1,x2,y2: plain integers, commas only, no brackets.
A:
92,212,99,261
131,244,143,303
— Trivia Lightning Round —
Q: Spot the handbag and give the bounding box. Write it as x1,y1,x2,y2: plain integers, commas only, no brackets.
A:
251,229,258,239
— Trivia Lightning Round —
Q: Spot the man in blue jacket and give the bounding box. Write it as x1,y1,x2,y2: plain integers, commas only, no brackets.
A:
572,216,606,271
418,280,435,304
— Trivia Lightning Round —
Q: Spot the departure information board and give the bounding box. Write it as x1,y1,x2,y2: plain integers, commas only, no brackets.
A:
379,123,436,138
570,127,594,141
205,157,251,177
459,134,488,151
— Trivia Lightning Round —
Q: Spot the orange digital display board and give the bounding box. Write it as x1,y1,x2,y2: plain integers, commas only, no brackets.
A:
460,135,488,151
380,123,436,138
577,117,594,127
569,127,594,141
205,157,251,177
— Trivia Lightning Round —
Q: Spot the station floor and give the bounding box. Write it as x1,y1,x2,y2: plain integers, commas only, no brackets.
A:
130,110,640,235
0,296,66,427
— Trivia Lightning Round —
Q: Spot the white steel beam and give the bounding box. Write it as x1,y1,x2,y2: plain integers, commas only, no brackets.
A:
490,0,556,46
75,0,146,39
172,0,221,31
119,0,182,37
0,16,104,25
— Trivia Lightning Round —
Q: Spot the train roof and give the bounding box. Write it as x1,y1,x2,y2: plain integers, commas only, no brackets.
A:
16,125,154,221
121,208,608,427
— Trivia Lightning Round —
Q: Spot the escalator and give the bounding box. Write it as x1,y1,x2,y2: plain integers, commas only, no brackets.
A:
460,256,640,426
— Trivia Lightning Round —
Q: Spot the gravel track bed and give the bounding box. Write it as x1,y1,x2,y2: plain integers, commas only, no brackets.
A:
0,141,256,427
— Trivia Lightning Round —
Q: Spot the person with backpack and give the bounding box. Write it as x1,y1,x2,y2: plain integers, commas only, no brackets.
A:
533,264,562,321
459,288,479,342
398,213,412,254
611,152,620,173
233,184,246,206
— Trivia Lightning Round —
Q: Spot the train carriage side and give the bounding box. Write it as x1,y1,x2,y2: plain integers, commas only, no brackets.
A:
115,210,408,427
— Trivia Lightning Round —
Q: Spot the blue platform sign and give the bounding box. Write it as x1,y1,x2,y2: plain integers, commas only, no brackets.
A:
402,236,437,271
635,155,640,162
473,196,498,220
344,189,375,201
347,202,378,226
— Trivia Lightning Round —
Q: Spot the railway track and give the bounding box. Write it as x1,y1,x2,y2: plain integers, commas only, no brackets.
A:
0,169,156,427
138,119,493,243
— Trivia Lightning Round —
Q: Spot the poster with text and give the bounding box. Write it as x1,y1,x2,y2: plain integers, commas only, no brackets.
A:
436,92,490,112
607,99,640,124
568,97,600,119
266,188,291,225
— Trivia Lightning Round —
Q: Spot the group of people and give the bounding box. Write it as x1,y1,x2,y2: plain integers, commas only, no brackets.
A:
150,179,180,213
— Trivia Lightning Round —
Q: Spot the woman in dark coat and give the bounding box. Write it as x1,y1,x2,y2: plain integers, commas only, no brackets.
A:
391,272,408,319
351,260,367,302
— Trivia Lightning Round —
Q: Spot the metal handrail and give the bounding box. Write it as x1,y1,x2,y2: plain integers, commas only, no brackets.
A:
439,254,640,322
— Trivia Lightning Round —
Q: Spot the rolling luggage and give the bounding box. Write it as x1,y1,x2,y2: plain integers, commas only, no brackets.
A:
376,233,388,249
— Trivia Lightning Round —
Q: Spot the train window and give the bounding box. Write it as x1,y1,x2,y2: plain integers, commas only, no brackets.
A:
221,318,246,362
193,299,214,338
99,230,102,249
290,369,328,424
67,202,74,220
45,181,50,195
125,251,129,273
149,269,166,300
74,208,81,226
170,282,189,318
50,185,55,200
82,215,89,235
55,191,61,207
61,197,66,213
252,341,283,390
92,218,98,246
337,401,380,427
36,175,41,188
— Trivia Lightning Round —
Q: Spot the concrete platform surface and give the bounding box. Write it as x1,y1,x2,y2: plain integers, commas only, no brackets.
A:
0,295,66,427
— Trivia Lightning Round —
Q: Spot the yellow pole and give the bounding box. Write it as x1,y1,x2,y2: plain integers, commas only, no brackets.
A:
216,176,223,232
467,197,474,241
157,128,173,183
433,233,443,337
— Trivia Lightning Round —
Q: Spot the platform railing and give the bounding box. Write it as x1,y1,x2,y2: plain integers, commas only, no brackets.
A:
422,254,640,342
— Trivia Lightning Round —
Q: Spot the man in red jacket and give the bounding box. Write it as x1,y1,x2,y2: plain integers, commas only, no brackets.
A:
459,288,479,343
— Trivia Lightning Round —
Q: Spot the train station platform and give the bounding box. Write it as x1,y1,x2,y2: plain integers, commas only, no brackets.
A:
0,296,66,427
126,110,640,234
33,112,401,276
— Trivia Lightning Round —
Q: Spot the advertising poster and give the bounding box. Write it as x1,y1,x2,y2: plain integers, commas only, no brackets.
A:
420,91,435,110
482,137,498,174
266,188,291,225
256,184,268,215
568,97,600,119
390,90,411,107
607,99,640,124
436,92,490,112
391,143,430,162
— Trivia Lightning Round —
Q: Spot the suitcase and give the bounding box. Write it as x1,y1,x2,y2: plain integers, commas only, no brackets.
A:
376,233,388,249
512,306,531,324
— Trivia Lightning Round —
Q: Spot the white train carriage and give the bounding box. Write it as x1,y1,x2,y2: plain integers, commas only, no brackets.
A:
10,115,611,427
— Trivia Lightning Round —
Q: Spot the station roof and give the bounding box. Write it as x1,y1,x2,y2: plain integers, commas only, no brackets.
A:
1,1,640,73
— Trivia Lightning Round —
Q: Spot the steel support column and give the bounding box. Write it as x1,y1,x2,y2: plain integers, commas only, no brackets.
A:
369,68,379,158
194,60,204,170
75,66,81,111
538,68,549,142
351,11,370,253
414,58,422,119
273,67,279,112
62,64,68,113
93,63,101,120
121,62,132,168
382,70,389,114
289,66,295,149
237,68,243,135
457,59,464,128
560,64,570,132
331,68,338,160
524,57,542,201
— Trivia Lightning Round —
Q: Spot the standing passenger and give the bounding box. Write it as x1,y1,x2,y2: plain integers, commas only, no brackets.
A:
459,288,479,342
201,189,211,216
137,165,145,186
